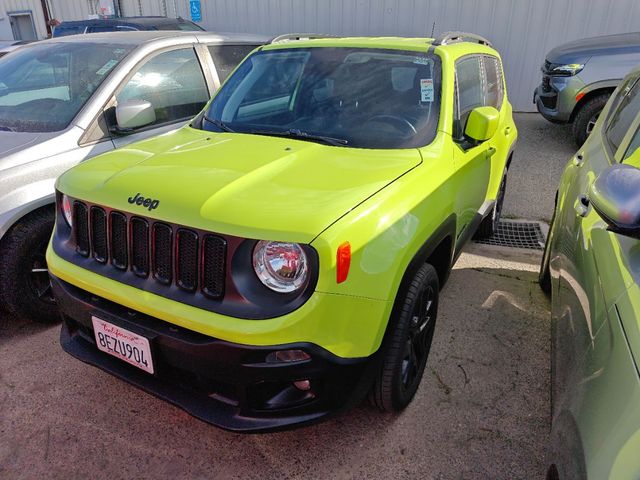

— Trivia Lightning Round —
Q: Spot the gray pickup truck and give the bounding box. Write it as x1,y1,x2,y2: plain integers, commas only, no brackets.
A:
0,31,267,323
534,32,640,146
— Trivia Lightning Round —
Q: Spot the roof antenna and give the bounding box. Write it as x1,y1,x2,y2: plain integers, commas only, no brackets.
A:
431,22,436,38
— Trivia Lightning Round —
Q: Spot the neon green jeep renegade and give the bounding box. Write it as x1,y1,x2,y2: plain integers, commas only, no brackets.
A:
47,32,517,432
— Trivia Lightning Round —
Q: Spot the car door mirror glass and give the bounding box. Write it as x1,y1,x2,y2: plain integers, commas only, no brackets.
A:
590,164,640,237
464,106,499,142
115,99,156,130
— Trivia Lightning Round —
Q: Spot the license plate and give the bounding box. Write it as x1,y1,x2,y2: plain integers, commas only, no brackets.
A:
92,316,154,374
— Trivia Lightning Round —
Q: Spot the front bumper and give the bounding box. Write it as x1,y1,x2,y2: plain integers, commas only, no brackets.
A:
52,274,378,432
534,74,585,123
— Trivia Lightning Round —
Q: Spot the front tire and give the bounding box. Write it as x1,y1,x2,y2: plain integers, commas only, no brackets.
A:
371,263,439,412
572,93,610,147
0,207,59,323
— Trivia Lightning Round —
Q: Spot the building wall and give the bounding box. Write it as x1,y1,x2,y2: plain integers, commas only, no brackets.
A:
48,0,97,22
0,6,14,40
0,0,49,39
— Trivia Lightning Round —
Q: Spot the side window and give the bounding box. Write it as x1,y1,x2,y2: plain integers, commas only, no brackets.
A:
208,44,258,83
623,127,640,162
483,56,503,110
453,56,483,139
117,48,210,127
606,78,640,154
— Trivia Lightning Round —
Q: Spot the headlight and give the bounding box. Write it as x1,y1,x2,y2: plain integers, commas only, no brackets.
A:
61,194,73,227
548,63,584,76
253,241,308,293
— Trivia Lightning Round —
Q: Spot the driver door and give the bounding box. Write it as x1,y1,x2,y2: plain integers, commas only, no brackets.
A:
451,55,493,247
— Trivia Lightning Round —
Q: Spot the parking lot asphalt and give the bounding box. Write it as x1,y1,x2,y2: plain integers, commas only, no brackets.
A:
0,112,573,479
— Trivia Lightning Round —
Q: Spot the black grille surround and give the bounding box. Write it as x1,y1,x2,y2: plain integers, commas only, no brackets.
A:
73,201,225,298
53,196,319,320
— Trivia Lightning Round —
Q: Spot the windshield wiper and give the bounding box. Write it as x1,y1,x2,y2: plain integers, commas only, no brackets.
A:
249,128,348,147
202,115,235,133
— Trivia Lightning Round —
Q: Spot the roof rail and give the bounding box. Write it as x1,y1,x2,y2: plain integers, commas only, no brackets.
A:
270,33,336,43
433,31,493,47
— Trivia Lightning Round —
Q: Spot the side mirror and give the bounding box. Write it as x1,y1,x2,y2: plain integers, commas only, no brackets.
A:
115,99,156,131
590,164,640,238
464,106,499,142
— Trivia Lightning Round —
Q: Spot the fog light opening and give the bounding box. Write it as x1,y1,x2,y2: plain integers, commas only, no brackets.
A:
293,379,311,391
266,349,311,363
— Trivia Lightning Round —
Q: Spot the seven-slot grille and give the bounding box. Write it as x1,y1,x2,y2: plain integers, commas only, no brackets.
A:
72,201,226,299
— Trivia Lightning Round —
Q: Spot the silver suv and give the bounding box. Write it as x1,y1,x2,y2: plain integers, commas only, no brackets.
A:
0,31,268,323
534,31,640,146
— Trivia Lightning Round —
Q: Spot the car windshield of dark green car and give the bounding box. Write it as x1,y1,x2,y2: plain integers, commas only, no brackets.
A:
0,42,133,132
201,47,442,149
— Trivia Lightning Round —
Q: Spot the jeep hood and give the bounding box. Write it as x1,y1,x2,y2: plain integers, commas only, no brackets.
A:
547,31,640,64
57,127,421,243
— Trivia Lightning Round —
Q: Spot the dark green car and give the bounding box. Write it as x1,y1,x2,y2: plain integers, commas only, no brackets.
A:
540,66,640,479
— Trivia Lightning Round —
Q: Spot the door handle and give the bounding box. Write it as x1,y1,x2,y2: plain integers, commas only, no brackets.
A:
573,153,584,167
504,126,512,135
574,194,590,217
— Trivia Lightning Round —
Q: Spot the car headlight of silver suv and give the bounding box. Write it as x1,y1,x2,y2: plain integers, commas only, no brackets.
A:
548,63,585,76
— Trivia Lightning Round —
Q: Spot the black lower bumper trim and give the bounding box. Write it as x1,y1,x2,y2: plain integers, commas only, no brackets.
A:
52,274,379,433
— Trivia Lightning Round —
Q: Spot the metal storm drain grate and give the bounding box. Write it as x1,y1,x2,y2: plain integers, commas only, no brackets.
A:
474,220,545,250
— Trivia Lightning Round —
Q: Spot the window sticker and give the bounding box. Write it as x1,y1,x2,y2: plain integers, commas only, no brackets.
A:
420,78,434,102
414,56,430,65
96,59,118,76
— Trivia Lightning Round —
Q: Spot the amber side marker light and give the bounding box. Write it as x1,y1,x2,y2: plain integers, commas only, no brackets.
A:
575,92,586,102
336,242,351,284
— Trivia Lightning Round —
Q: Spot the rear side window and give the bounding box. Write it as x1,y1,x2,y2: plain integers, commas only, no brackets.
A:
606,78,640,154
208,44,259,83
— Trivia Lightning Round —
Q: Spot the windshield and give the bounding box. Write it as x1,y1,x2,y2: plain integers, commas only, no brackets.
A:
0,42,134,132
201,47,441,149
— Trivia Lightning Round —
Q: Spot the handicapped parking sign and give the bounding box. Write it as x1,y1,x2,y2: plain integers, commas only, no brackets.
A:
190,0,201,22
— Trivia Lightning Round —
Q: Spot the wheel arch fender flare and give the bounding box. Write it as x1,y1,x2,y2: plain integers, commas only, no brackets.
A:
376,214,456,353
0,192,55,243
570,82,617,122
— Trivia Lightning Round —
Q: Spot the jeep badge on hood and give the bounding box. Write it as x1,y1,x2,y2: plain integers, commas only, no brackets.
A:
128,193,159,211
